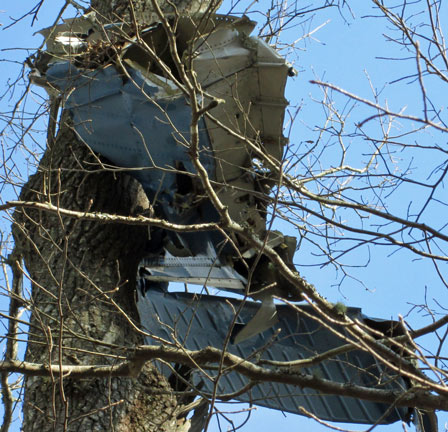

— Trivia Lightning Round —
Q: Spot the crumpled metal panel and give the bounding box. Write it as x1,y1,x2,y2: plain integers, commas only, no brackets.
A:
46,60,225,263
189,17,291,229
41,15,300,312
39,13,292,239
137,288,410,425
47,62,214,208
36,12,100,58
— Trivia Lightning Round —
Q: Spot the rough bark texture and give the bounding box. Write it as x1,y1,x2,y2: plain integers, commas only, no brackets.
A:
13,113,181,431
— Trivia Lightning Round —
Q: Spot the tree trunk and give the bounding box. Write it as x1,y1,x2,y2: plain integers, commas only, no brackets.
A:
11,1,214,429
13,113,181,430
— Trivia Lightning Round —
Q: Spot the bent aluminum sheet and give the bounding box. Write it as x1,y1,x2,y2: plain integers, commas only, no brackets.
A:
140,253,246,290
137,289,410,425
42,18,299,300
46,62,214,205
41,14,293,235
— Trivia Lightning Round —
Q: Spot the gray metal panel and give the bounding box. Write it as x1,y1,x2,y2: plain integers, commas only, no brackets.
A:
140,249,246,289
137,289,410,425
47,62,214,204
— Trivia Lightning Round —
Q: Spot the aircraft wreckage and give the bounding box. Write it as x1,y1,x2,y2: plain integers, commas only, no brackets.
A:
30,11,436,431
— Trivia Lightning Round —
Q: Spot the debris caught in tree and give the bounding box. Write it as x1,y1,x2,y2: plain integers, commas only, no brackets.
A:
28,11,436,430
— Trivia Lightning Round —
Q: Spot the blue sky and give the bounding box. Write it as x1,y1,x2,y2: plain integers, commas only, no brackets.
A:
1,1,448,431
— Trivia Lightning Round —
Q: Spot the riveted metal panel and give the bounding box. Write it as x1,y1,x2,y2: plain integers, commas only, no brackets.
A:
137,289,410,425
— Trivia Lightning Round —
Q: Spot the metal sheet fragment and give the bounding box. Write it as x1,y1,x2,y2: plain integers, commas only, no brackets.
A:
35,13,300,313
137,288,411,425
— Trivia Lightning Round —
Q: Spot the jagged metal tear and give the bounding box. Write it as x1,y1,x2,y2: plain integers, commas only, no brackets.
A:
137,288,412,426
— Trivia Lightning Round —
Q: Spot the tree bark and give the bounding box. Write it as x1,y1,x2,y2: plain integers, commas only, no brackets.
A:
13,111,181,430
11,1,220,429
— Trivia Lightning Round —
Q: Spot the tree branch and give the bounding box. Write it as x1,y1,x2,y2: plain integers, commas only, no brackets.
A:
0,344,446,412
